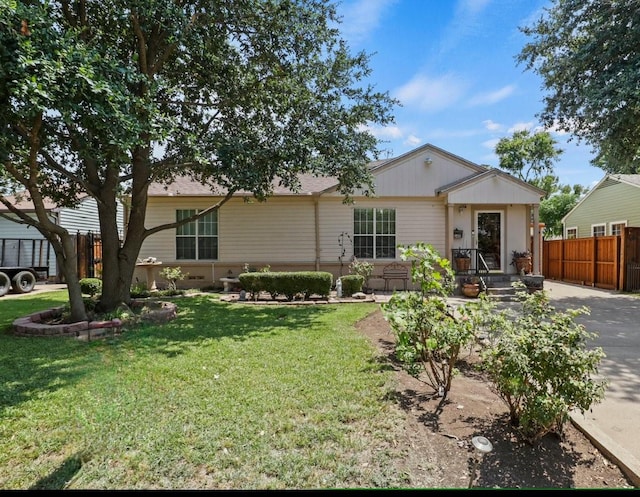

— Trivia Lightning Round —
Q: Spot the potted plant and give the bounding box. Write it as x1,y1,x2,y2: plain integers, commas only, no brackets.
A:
511,249,532,274
453,248,471,272
460,275,483,298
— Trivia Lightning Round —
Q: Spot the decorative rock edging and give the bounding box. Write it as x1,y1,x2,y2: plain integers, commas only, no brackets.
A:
12,300,178,339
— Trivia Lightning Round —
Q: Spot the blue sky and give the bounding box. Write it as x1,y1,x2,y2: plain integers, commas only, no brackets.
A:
335,0,603,189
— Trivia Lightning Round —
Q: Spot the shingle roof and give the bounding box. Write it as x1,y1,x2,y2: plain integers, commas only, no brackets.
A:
0,193,59,212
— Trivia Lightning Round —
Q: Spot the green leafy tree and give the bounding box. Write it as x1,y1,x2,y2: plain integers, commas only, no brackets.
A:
540,183,589,239
494,131,587,236
480,285,607,445
382,243,492,398
495,129,563,183
0,0,397,320
518,0,640,173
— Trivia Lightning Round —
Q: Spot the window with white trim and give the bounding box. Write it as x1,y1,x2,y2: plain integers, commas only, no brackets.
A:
610,221,626,236
591,224,606,237
176,209,218,260
353,208,396,259
566,227,577,239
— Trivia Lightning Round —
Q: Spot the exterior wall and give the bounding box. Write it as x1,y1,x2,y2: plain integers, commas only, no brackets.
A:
137,196,318,287
446,174,542,205
370,150,478,197
564,181,640,238
58,197,125,238
138,194,446,289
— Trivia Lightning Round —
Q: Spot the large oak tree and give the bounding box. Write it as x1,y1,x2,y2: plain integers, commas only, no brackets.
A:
0,0,397,320
518,0,640,173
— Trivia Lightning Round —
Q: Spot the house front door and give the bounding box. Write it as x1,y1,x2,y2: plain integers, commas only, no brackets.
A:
475,211,503,271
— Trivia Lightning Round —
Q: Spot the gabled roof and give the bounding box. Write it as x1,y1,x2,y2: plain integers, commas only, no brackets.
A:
561,173,640,222
436,168,546,196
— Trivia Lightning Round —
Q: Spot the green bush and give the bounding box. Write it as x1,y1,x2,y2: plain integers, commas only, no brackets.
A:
159,266,188,291
340,274,364,297
79,278,102,296
238,271,332,301
480,284,608,445
382,243,485,398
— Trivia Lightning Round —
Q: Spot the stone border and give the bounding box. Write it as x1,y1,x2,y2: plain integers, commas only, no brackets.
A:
12,300,178,339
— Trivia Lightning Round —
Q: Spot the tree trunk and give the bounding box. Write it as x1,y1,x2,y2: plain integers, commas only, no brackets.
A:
96,163,150,313
55,233,88,322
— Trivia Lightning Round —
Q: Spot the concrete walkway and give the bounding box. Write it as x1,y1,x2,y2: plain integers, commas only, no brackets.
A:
541,280,640,487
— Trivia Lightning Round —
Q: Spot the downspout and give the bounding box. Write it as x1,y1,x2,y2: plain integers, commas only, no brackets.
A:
314,195,320,271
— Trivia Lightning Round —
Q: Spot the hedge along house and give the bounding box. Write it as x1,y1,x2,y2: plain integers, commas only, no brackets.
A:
0,193,125,282
562,174,640,239
134,143,545,292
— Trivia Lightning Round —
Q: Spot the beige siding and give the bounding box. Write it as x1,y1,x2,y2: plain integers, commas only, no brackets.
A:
564,181,640,237
318,197,446,263
140,196,316,265
447,174,542,204
325,149,478,198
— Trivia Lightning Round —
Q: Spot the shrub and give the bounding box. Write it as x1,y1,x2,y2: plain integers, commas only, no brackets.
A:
159,266,188,291
340,274,364,297
130,281,150,298
348,258,374,291
79,278,102,296
382,243,486,397
480,284,608,445
238,271,332,301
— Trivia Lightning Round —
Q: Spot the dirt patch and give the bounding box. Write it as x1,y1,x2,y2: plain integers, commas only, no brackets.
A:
356,308,634,489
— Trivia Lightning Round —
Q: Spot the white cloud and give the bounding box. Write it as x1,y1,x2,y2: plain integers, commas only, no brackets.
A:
482,119,502,131
404,134,422,146
468,85,516,106
507,121,534,133
337,0,398,44
482,138,501,150
366,124,403,140
394,73,467,112
459,0,492,16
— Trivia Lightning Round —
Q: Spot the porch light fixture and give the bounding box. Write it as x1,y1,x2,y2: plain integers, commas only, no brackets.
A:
458,204,467,213
453,228,463,239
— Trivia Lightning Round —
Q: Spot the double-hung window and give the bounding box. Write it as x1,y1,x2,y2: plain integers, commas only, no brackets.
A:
353,208,396,259
176,209,218,260
592,224,606,237
610,221,626,236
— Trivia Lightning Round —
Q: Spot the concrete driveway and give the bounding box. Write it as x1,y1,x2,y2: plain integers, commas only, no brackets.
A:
542,280,640,486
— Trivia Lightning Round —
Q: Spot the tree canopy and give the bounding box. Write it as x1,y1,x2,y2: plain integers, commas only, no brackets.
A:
494,129,587,239
518,0,640,174
494,129,563,184
0,0,397,317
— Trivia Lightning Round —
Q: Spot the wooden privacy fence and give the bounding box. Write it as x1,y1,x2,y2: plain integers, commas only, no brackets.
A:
543,227,640,291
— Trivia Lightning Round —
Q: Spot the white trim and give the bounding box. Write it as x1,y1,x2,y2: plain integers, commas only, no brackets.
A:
609,220,627,236
566,226,578,239
591,223,606,237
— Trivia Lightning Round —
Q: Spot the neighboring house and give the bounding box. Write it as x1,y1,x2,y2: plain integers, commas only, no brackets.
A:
562,174,640,239
135,143,546,291
0,193,125,281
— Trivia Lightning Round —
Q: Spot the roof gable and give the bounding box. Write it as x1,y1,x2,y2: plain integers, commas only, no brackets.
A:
561,173,640,222
438,169,545,204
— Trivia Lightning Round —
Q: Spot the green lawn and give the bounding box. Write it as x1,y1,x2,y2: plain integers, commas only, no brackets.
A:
0,292,408,489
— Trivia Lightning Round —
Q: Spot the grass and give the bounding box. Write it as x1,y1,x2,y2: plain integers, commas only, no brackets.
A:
0,291,408,490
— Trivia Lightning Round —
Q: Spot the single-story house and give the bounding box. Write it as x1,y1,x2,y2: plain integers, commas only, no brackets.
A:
134,143,546,291
0,193,125,281
562,174,640,239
